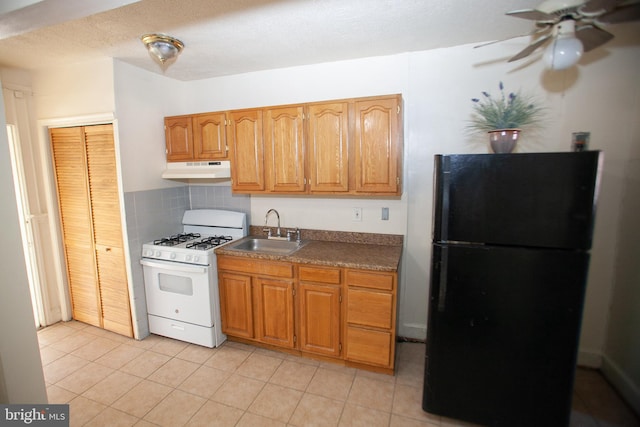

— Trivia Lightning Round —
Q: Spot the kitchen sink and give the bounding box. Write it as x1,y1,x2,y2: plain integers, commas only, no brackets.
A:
225,237,307,255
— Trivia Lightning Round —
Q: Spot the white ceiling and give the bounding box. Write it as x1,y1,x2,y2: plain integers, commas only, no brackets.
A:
0,0,607,81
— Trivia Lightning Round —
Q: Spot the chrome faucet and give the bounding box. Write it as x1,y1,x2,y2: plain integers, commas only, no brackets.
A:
263,209,282,238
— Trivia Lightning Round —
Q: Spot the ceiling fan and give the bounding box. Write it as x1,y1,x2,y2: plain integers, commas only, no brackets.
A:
480,0,640,70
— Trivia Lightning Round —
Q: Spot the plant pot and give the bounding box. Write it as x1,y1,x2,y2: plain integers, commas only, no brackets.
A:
488,129,521,153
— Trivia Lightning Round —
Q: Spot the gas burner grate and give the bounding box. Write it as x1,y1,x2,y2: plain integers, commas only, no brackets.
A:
186,235,234,250
153,233,201,246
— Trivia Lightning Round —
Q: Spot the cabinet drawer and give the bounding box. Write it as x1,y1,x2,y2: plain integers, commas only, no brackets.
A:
218,256,293,278
346,326,393,367
347,288,393,329
346,270,394,291
299,265,341,284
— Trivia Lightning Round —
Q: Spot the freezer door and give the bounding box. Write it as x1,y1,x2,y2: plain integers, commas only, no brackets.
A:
423,243,589,427
433,152,601,250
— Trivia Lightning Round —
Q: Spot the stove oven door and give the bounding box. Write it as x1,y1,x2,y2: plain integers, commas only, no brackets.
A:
141,259,214,327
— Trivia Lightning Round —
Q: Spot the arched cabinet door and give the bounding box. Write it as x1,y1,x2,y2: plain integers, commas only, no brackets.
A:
228,109,265,192
164,115,193,161
307,101,349,194
193,112,227,160
353,96,402,195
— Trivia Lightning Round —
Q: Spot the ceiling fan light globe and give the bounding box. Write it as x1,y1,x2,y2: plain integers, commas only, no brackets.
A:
543,34,583,70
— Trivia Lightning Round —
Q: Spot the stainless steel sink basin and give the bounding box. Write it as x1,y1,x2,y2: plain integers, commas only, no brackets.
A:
225,237,307,255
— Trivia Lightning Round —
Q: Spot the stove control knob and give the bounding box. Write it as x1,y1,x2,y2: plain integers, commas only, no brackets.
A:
194,256,200,263
155,251,161,257
185,255,192,262
145,250,153,257
170,253,176,260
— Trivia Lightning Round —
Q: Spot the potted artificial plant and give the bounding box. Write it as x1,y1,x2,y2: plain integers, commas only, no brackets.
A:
469,82,545,153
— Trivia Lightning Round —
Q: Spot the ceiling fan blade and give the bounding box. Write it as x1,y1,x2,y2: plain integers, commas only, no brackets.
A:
576,24,615,51
597,2,640,23
508,34,553,62
580,0,619,14
506,8,557,21
474,25,551,49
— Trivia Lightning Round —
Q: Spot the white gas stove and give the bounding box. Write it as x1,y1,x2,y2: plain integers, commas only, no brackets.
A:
141,209,247,347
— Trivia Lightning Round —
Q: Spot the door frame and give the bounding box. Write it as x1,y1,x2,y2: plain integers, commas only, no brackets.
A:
6,123,43,327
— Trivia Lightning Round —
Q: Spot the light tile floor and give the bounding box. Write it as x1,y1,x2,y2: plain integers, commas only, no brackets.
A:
38,321,640,427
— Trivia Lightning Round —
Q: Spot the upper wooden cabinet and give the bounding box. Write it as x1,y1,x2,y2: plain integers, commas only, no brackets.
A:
354,97,401,194
165,116,193,161
264,106,306,193
165,112,228,162
228,109,265,192
307,102,350,193
193,112,227,160
164,94,403,196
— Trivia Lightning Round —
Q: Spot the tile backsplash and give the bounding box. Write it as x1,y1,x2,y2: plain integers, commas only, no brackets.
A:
123,183,250,338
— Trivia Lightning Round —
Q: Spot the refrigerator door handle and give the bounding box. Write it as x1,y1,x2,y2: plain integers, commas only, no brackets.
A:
437,246,448,312
440,157,451,241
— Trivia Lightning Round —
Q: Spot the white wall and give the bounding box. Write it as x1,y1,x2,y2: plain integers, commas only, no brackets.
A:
31,58,115,119
0,76,47,404
113,60,188,193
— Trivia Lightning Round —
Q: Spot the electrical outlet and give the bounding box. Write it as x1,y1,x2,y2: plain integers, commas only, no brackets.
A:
352,207,362,222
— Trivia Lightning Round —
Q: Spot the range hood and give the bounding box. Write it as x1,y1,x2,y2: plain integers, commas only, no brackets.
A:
162,160,231,179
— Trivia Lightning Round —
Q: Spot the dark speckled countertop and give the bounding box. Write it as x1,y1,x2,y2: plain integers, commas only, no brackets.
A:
215,229,403,272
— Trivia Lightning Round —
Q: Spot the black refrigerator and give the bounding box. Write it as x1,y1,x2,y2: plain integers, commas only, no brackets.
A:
422,151,602,427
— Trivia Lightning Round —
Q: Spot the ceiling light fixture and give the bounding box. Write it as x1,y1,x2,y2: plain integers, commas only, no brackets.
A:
141,33,184,70
543,20,583,70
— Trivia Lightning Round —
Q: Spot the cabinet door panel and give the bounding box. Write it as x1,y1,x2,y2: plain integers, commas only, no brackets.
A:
254,278,295,348
347,288,393,329
307,102,349,193
265,106,306,192
298,283,341,357
219,272,254,338
194,112,227,160
229,110,265,192
354,97,400,194
165,116,193,161
299,266,341,284
218,257,293,278
346,326,393,367
346,270,394,291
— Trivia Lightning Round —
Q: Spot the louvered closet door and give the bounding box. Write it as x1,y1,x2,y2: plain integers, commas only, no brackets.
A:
85,125,133,337
50,127,101,327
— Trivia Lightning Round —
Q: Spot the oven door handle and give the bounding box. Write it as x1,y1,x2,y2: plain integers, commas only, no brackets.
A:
140,259,208,274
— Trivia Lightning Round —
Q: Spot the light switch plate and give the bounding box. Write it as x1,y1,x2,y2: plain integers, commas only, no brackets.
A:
381,207,389,220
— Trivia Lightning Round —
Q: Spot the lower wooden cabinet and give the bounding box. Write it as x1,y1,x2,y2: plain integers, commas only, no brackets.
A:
345,326,394,367
218,271,254,338
298,266,342,358
344,270,397,370
254,277,295,348
218,256,294,347
217,255,397,373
